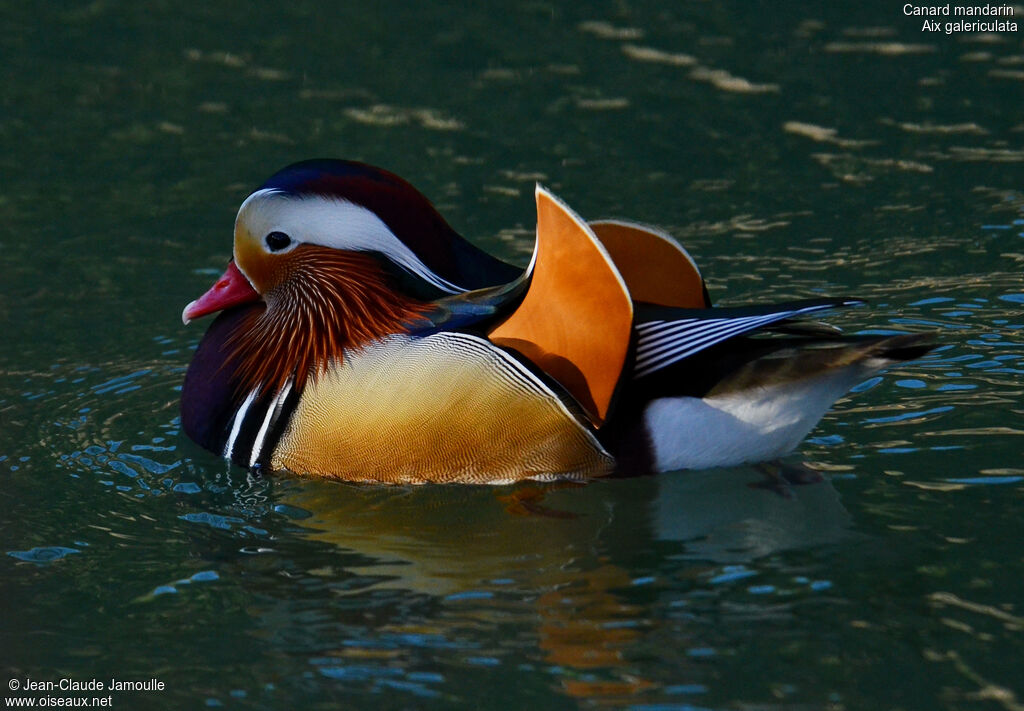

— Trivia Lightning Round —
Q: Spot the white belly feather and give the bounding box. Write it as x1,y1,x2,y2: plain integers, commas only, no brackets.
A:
643,366,872,471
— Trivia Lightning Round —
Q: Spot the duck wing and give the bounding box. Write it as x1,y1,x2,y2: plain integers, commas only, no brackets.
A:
488,187,634,426
589,219,711,308
632,299,864,379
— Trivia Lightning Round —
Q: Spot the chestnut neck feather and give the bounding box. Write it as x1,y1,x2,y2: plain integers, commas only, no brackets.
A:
225,247,427,396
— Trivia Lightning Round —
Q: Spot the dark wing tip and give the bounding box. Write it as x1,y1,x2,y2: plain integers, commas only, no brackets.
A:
870,332,940,363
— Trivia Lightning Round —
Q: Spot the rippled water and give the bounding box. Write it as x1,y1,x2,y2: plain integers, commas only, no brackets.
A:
3,1,1023,709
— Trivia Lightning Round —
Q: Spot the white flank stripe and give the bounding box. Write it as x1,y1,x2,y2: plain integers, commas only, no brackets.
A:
224,389,258,459
249,381,292,468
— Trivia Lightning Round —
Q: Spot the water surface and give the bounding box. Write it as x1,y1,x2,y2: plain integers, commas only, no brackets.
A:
2,1,1023,708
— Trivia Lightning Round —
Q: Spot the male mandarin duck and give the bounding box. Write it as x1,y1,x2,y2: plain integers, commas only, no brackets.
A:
180,159,935,484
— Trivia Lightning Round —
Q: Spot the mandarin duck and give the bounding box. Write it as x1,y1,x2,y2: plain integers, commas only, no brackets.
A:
180,159,935,484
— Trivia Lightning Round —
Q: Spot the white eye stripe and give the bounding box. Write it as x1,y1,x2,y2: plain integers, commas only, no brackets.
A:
237,190,464,293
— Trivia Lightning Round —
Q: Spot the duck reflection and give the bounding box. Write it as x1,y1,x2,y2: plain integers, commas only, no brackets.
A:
278,466,853,593
651,466,854,561
271,467,855,702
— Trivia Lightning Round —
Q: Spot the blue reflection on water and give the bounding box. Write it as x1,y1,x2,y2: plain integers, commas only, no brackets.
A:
8,546,81,564
444,590,494,601
864,406,953,424
148,570,221,598
709,566,757,585
179,512,248,531
311,661,443,698
909,297,954,306
945,476,1023,485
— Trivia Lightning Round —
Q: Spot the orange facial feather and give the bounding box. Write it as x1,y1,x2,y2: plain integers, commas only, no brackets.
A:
224,246,428,396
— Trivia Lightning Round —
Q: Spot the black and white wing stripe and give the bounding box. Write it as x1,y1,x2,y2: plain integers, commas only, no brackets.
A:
223,379,299,469
633,301,859,378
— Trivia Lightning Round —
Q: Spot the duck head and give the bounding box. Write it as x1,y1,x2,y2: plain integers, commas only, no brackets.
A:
182,159,517,396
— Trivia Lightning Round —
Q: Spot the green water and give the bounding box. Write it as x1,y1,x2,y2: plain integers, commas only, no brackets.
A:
3,1,1023,708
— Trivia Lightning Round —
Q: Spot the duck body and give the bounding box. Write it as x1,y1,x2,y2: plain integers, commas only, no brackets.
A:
181,160,934,484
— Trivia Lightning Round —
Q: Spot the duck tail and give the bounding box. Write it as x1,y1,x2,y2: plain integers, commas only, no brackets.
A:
862,332,939,365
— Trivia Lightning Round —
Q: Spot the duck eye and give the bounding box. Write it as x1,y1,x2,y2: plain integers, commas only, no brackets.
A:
264,231,292,252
